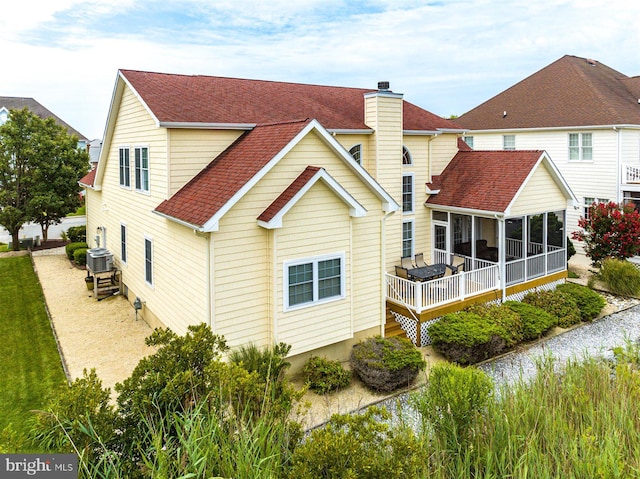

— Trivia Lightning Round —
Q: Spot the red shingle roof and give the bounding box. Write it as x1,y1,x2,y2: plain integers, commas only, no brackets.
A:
79,168,96,187
120,70,460,131
426,150,543,212
456,55,640,129
155,120,311,227
257,166,321,223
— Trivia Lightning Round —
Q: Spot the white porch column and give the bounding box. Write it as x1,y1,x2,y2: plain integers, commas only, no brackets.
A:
498,216,506,302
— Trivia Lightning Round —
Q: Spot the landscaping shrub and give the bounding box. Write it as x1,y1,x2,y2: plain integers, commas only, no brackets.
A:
555,282,606,321
228,342,291,384
66,225,86,243
302,356,351,394
522,289,581,328
73,247,88,266
65,241,88,260
597,258,640,297
350,336,426,392
287,407,425,479
29,369,117,457
428,304,522,365
410,363,493,451
504,300,557,340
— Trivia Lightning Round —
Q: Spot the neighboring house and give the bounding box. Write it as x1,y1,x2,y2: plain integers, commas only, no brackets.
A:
88,139,102,169
456,55,640,254
80,70,576,367
0,96,89,150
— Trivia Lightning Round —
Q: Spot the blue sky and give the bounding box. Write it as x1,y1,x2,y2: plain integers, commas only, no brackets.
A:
2,0,639,139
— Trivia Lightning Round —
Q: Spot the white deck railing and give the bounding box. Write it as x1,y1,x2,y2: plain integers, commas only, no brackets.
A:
385,264,499,313
390,245,567,310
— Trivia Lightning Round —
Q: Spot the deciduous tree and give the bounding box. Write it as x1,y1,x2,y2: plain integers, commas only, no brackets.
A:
0,108,88,249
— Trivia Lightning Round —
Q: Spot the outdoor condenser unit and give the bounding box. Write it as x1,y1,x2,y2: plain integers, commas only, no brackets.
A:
86,248,114,273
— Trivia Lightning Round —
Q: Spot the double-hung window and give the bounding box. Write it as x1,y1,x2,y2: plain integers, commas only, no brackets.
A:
285,254,345,309
120,223,127,264
144,236,153,285
569,133,592,161
135,146,149,192
402,220,414,258
583,197,608,220
119,147,130,187
402,173,414,213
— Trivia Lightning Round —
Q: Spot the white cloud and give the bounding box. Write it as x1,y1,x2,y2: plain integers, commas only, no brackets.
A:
2,0,639,137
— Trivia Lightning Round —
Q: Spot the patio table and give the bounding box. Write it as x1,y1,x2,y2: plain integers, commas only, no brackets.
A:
407,263,446,281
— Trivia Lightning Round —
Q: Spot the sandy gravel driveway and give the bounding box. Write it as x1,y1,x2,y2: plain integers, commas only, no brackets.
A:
31,249,155,392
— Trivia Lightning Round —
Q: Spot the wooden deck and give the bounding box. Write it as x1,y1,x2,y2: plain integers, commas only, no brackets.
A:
385,270,567,343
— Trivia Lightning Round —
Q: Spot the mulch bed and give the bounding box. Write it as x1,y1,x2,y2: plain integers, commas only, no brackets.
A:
32,240,69,251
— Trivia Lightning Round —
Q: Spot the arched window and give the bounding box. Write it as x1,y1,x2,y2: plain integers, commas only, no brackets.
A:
402,146,412,165
349,144,362,164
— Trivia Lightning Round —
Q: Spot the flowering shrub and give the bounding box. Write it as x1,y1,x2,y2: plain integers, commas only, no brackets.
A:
572,201,640,265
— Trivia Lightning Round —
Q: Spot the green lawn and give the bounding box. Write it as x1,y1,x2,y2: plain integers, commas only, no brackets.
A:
0,255,67,449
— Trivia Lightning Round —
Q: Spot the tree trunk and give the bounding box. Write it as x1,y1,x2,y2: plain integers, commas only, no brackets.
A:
41,223,49,242
11,229,20,251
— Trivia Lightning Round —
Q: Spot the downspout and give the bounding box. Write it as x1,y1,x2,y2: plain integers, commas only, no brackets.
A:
615,126,622,203
381,210,394,337
496,214,506,302
196,230,213,328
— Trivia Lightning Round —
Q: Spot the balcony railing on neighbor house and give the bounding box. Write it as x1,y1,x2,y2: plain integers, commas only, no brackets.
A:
623,164,640,184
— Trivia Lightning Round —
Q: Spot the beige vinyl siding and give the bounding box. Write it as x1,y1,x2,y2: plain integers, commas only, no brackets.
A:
275,183,352,355
334,133,372,170
92,85,209,335
402,135,433,265
364,94,404,271
509,164,568,216
211,131,385,352
168,129,244,195
429,133,460,177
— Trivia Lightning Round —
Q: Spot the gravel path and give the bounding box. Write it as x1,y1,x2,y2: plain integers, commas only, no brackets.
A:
479,302,640,387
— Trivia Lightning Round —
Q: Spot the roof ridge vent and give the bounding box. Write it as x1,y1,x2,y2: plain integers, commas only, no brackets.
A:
586,58,597,66
377,81,390,91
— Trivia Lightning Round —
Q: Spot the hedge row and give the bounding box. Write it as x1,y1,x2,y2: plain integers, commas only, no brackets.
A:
428,283,606,365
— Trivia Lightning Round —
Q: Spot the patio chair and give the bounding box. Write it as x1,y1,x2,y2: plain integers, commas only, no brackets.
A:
401,256,414,270
414,252,428,268
395,265,410,280
447,255,465,274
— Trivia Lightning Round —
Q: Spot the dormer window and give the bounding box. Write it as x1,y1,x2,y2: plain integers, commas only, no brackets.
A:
349,144,362,164
402,146,412,165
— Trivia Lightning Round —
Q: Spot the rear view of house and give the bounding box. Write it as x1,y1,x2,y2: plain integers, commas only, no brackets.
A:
81,70,576,366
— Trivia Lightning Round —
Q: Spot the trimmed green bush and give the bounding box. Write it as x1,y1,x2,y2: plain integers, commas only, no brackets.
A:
555,282,606,321
428,304,522,365
522,289,581,328
597,258,640,297
504,301,557,341
65,241,88,260
73,248,88,266
302,356,351,394
350,336,426,392
410,363,493,451
66,225,86,243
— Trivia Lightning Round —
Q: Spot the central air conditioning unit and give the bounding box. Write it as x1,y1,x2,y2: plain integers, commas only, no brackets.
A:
86,248,114,274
